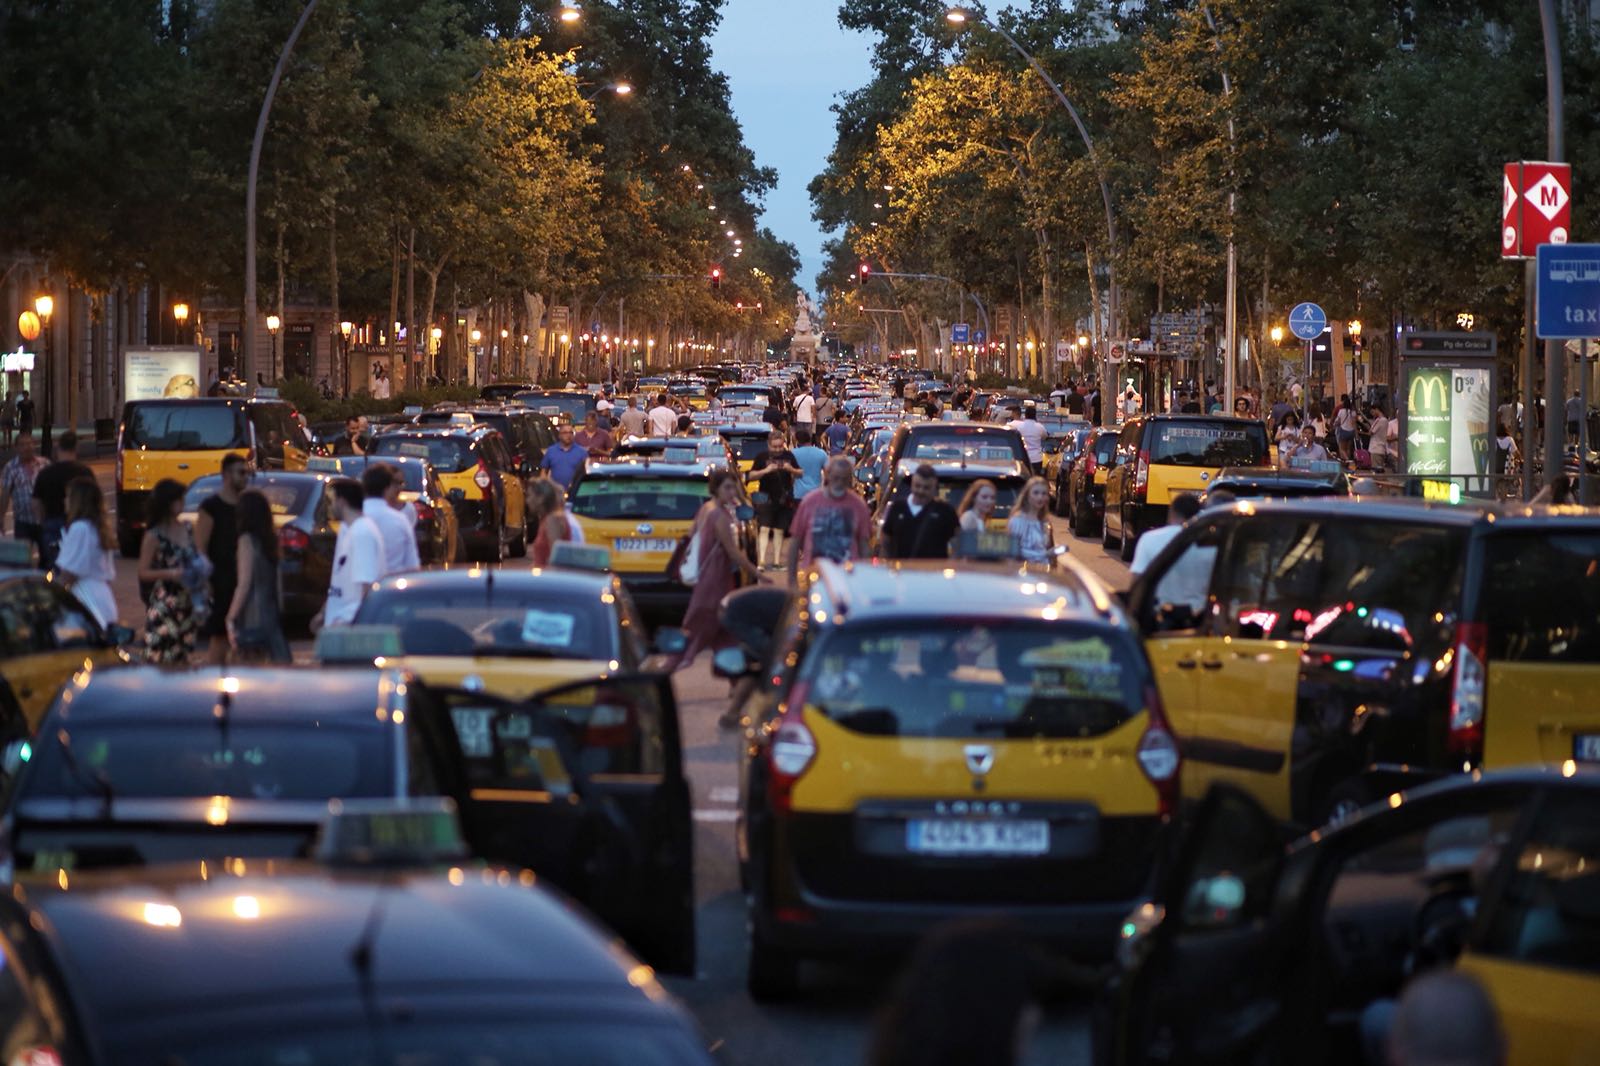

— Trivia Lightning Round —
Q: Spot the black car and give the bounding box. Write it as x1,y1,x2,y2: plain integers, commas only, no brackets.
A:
180,470,337,623
1063,429,1120,536
0,803,713,1064
410,404,554,478
307,453,464,566
514,389,599,427
1202,465,1351,502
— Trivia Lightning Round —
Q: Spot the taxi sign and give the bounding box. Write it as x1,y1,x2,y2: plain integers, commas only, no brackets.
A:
1421,479,1465,504
314,624,405,663
313,798,470,866
548,542,612,572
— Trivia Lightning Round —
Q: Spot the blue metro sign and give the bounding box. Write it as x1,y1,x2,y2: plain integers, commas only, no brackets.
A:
1536,244,1600,340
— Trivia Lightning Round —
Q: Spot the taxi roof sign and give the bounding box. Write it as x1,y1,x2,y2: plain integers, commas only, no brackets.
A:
313,798,470,866
548,541,612,572
1421,479,1465,504
314,624,405,663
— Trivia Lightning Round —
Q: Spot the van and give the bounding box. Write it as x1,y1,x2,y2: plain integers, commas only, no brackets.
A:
115,398,309,555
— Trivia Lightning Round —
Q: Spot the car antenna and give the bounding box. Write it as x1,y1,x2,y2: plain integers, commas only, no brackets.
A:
350,887,396,1060
56,728,114,819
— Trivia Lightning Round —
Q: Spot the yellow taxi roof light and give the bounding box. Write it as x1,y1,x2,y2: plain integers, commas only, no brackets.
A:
548,542,612,572
313,798,471,867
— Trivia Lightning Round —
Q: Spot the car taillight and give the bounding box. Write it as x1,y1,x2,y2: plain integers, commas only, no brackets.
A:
114,450,123,491
278,526,310,553
473,462,493,496
1449,622,1487,761
1133,448,1150,499
765,681,817,815
1136,683,1181,819
413,501,435,524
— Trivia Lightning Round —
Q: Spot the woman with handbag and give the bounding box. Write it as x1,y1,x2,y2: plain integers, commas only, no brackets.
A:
137,478,207,663
673,470,767,671
224,490,290,663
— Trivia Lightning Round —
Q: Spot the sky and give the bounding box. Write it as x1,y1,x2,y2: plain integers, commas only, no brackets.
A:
709,0,875,296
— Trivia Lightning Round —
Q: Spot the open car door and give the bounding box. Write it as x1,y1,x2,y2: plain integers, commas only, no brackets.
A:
1115,784,1289,1066
427,674,695,975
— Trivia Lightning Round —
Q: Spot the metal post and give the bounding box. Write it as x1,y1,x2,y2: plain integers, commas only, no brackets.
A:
1522,263,1538,499
1303,340,1312,425
1582,339,1592,505
242,0,320,388
1539,0,1566,490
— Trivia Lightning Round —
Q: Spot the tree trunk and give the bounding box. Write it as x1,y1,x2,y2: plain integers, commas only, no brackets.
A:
328,204,341,395
388,224,401,394
404,227,416,392
422,262,443,384
274,220,286,384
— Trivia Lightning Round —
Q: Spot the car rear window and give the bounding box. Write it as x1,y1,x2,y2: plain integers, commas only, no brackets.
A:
1483,531,1600,662
124,404,247,450
1150,421,1268,466
720,433,771,461
23,723,389,800
802,622,1147,739
356,591,615,663
183,476,314,516
888,476,1023,517
372,436,474,473
516,393,593,424
907,428,1026,464
570,477,708,521
1093,433,1118,464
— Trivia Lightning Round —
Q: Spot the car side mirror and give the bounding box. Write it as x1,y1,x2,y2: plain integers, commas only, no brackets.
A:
654,627,688,655
712,646,756,679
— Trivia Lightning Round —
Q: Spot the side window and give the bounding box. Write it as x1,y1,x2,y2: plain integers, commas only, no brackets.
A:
250,408,284,468
1213,518,1319,640
38,584,102,649
404,719,441,797
1144,519,1226,633
1480,793,1600,975
0,587,34,657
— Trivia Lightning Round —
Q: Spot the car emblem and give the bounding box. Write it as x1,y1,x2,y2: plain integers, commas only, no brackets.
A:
636,522,654,535
1200,472,1210,481
964,744,994,776
462,675,484,692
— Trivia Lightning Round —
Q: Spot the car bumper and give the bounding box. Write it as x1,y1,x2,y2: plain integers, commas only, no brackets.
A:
617,573,691,614
116,491,150,535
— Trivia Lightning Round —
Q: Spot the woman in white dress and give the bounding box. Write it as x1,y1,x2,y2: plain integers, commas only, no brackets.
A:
1006,477,1056,563
56,477,118,628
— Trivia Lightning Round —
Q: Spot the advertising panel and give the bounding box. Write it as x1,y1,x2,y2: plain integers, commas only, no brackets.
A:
1401,363,1494,477
123,346,203,402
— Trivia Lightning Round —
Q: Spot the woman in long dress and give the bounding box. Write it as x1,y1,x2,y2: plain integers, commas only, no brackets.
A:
137,478,205,663
676,470,766,670
56,477,118,629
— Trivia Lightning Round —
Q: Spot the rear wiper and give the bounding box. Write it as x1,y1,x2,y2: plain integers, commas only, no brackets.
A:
55,728,115,817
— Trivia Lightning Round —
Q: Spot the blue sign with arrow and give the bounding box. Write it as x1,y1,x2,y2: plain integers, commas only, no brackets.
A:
973,329,986,344
1536,243,1600,340
1288,302,1327,341
951,323,971,344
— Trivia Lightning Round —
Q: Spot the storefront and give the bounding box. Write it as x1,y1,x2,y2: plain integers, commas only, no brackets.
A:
2,348,38,406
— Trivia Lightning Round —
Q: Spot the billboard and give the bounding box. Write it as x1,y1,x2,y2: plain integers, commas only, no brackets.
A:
124,346,203,402
1400,363,1494,478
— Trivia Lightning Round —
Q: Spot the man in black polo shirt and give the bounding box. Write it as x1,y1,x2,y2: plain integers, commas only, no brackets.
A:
33,431,94,568
881,463,960,560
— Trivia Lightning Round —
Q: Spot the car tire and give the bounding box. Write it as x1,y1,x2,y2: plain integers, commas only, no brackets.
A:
508,526,527,558
1119,511,1136,562
747,928,801,1002
1101,510,1117,550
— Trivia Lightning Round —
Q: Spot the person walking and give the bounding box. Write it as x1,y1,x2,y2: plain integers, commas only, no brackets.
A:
528,477,582,567
1333,395,1359,462
1,389,12,447
787,456,872,582
648,393,677,437
792,389,816,439
137,478,206,664
956,478,999,537
574,410,614,458
194,453,251,663
539,422,589,493
224,489,291,663
0,431,45,545
362,463,418,576
618,396,648,438
1492,420,1521,486
1366,405,1392,473
1006,405,1046,475
1006,476,1054,563
315,478,385,630
675,469,767,670
881,464,960,559
55,478,118,629
825,414,851,456
790,429,829,499
815,389,838,427
1565,388,1584,444
32,430,93,570
14,391,34,438
749,430,798,568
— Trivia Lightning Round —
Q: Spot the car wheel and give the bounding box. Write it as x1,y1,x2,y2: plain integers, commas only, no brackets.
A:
1101,507,1117,549
1119,511,1136,562
747,927,801,1002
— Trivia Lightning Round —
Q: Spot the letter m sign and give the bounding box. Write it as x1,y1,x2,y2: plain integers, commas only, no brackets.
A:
1503,161,1572,259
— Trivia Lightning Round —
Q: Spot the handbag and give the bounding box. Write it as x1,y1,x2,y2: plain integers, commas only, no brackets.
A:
667,515,703,586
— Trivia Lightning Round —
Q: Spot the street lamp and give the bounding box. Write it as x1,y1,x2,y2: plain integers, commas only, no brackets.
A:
1270,325,1284,346
34,293,54,457
948,4,1120,424
1348,319,1363,394
340,320,353,396
558,3,581,21
266,314,281,383
584,81,633,102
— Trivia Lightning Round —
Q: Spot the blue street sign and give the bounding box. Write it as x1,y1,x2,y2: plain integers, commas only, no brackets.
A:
590,321,602,335
1536,243,1600,339
1288,302,1327,341
973,329,986,344
951,323,971,344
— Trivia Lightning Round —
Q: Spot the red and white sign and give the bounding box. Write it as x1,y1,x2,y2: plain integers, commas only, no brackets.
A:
1502,161,1572,259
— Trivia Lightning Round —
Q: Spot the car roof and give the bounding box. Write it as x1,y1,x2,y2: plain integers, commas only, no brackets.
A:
376,424,494,440
1211,467,1345,487
1138,413,1262,425
1211,496,1600,529
18,864,670,1026
365,565,617,601
807,559,1121,626
584,458,718,477
53,665,404,725
185,470,331,488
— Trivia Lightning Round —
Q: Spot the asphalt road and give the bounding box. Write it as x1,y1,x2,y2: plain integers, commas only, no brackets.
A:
91,454,1132,1066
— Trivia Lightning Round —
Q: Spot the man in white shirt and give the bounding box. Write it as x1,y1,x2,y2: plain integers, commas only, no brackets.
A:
1006,404,1047,474
317,478,386,629
362,463,419,575
792,390,816,436
647,393,677,437
1130,494,1212,620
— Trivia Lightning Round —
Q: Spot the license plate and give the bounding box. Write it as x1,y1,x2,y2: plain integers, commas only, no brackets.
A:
614,538,674,552
1575,734,1600,762
905,819,1049,857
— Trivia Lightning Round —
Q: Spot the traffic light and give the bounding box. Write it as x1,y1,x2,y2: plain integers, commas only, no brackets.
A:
857,262,871,285
710,266,722,290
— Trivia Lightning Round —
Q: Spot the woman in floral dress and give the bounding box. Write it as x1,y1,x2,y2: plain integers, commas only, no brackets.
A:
136,478,205,663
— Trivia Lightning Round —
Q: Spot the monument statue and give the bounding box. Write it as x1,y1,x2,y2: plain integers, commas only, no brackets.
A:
791,291,819,363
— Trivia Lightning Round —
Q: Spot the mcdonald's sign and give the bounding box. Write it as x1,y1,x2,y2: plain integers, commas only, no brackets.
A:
1400,362,1494,480
1408,371,1451,416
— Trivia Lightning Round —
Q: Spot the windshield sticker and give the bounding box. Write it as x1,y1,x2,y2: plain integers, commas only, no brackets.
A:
521,610,576,647
451,707,493,758
395,442,431,457
1164,426,1249,440
1020,638,1112,666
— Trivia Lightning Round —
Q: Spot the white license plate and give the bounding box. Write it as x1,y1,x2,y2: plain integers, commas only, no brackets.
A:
906,819,1049,857
614,538,674,552
1575,734,1600,762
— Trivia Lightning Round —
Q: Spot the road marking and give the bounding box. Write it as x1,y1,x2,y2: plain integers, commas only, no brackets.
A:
693,809,739,823
708,785,739,804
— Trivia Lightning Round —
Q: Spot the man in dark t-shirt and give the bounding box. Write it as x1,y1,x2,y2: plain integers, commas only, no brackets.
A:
881,464,960,560
33,432,95,568
749,433,799,569
195,453,251,663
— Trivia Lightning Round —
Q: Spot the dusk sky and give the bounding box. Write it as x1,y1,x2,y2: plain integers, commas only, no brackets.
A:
709,0,875,296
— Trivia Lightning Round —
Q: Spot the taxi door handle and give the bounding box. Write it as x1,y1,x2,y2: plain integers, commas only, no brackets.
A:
1175,659,1198,670
1200,659,1224,671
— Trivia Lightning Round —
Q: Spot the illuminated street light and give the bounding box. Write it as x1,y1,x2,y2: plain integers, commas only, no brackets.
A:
1270,325,1284,346
35,295,53,320
558,4,581,22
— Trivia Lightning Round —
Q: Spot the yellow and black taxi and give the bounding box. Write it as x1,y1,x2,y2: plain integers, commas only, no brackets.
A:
179,470,338,624
3,658,698,974
369,423,526,562
1062,428,1119,537
882,418,1029,476
307,453,463,566
411,402,555,477
719,558,1181,999
714,420,775,482
115,396,311,555
0,801,714,1064
870,457,1027,546
1097,768,1600,1066
569,456,755,618
1102,414,1272,560
0,540,129,740
1127,497,1600,826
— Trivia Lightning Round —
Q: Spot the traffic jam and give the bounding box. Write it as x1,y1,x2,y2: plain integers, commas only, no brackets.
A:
0,361,1594,1066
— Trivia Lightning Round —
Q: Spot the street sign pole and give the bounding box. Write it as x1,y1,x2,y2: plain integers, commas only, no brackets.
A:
1288,302,1327,423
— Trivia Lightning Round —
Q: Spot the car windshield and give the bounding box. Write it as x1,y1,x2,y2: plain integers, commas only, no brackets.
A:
570,477,708,521
1150,421,1269,466
719,388,769,406
888,476,1023,518
371,436,473,473
720,433,770,461
516,393,592,424
1483,531,1600,662
183,476,313,516
124,404,248,450
906,428,1026,464
802,622,1146,739
23,723,389,800
356,590,616,661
